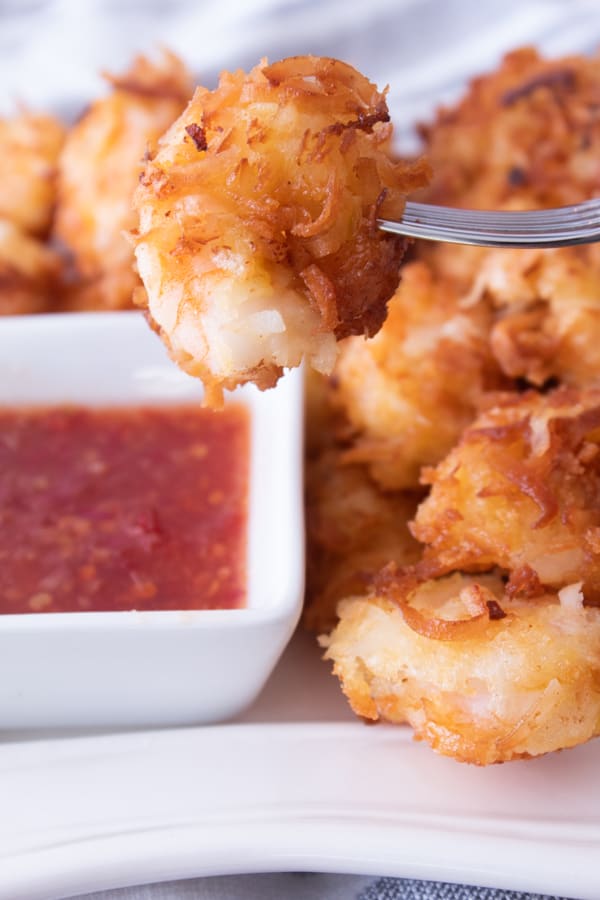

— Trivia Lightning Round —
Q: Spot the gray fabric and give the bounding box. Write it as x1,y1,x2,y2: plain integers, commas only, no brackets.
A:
358,879,569,900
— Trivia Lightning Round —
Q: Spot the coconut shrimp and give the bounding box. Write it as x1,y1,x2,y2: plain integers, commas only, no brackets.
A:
330,261,502,490
304,443,421,633
0,111,64,237
55,50,191,310
323,572,600,765
460,244,600,389
412,387,600,599
133,56,430,404
0,218,61,315
422,47,600,215
418,47,600,308
0,111,64,314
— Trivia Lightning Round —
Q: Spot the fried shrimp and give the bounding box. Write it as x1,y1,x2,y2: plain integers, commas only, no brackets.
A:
304,445,421,633
0,218,61,315
0,111,64,237
55,50,191,310
0,111,64,313
330,261,501,489
463,244,600,388
412,388,600,598
323,573,600,764
304,366,421,631
133,55,430,403
418,47,600,371
422,47,600,214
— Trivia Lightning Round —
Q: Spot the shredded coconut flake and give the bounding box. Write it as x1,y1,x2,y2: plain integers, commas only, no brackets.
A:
558,581,585,611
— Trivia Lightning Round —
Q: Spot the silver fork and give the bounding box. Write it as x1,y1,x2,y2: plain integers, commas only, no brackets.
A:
378,198,600,248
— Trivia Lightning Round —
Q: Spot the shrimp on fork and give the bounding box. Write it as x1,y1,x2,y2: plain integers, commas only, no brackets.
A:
133,55,429,404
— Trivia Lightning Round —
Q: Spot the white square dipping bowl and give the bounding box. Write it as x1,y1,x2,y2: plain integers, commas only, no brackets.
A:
0,312,304,728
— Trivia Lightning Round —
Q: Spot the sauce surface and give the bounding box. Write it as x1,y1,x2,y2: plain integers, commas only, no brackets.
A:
0,404,249,613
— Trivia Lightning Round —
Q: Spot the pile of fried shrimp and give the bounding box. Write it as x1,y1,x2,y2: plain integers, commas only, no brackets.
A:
5,44,600,765
0,49,192,316
306,47,600,765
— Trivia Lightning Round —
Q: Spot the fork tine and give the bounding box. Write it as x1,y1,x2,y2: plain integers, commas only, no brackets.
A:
377,199,600,249
399,217,600,235
378,228,600,249
402,199,600,223
398,215,600,234
404,216,600,235
409,198,600,218
401,200,600,227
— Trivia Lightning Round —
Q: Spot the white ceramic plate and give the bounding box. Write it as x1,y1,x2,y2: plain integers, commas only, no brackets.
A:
1,631,600,900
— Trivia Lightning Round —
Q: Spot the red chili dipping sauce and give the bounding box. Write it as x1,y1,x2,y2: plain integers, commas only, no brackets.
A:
0,404,249,613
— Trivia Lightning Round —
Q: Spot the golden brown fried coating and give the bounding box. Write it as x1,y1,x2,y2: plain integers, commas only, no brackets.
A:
55,269,140,313
304,444,421,633
413,388,600,599
330,260,502,489
323,573,600,765
0,111,64,314
422,46,600,213
463,244,600,388
416,47,600,388
305,368,339,458
0,218,61,315
0,111,64,237
54,50,191,310
308,47,600,767
133,55,430,403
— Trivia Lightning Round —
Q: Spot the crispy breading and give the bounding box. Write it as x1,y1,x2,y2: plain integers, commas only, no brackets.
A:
314,48,600,765
0,111,64,237
323,573,600,765
133,56,430,404
54,50,191,310
412,388,600,599
461,244,600,388
330,260,503,489
422,46,600,213
304,443,421,633
418,47,600,388
0,218,61,315
0,111,64,314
